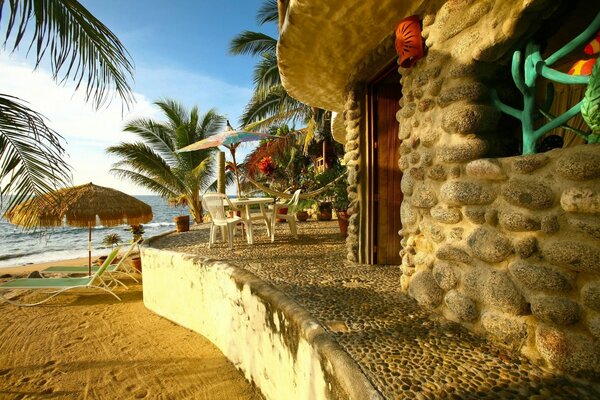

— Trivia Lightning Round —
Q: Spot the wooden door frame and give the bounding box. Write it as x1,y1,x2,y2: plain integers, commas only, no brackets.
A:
365,61,401,265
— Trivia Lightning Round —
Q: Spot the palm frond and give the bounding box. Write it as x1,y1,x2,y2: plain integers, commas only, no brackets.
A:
229,30,277,56
123,119,177,165
1,0,134,109
257,0,278,25
0,94,72,218
253,52,281,94
110,168,176,200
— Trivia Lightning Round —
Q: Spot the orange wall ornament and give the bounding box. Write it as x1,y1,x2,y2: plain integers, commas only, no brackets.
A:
395,15,425,68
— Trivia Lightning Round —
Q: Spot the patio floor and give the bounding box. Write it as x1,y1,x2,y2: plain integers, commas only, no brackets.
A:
151,220,600,400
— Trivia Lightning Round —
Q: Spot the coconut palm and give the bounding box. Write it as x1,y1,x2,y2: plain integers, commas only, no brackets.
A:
107,99,225,224
1,0,134,216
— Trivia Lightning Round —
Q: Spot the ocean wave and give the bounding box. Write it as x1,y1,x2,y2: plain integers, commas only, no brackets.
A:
0,248,109,269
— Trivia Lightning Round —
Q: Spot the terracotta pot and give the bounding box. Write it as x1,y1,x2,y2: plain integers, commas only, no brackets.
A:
276,207,288,223
336,211,350,238
174,215,190,232
296,210,309,222
317,210,332,221
131,256,142,273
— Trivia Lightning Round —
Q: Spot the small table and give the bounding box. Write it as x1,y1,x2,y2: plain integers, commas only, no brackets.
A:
229,197,274,244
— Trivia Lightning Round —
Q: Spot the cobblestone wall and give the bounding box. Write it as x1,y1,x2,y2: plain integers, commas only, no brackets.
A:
388,0,599,376
344,89,362,263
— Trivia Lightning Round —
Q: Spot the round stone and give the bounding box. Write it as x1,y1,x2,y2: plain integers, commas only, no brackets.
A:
587,313,600,339
536,325,600,375
437,137,488,163
401,202,419,227
408,271,443,308
467,227,513,263
436,245,472,264
433,261,459,290
410,183,438,208
445,290,478,322
540,215,559,234
464,207,486,224
560,187,600,213
437,82,488,108
501,179,555,210
482,271,528,315
440,181,495,206
401,174,415,196
511,154,549,173
481,312,528,350
542,241,600,273
508,261,574,292
465,159,507,180
514,236,537,258
498,211,540,232
556,149,600,181
582,281,600,312
568,215,600,239
430,205,462,224
530,296,581,326
427,165,447,181
441,104,499,134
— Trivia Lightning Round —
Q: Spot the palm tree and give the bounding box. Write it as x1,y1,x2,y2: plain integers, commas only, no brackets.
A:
107,99,225,224
1,0,134,217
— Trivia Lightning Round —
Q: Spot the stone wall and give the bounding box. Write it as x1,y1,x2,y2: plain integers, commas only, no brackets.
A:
392,0,600,376
141,246,382,400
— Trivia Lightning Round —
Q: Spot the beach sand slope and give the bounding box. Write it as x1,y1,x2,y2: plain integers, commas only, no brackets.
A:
0,271,261,399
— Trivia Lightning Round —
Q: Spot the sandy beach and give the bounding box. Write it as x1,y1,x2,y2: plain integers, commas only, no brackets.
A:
0,258,261,399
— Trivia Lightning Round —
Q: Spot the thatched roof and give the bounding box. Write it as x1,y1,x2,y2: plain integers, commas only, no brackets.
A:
277,0,423,114
5,183,153,229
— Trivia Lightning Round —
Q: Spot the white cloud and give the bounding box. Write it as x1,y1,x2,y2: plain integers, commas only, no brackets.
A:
0,54,254,195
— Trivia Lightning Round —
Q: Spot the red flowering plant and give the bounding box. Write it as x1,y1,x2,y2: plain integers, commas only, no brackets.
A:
257,156,275,176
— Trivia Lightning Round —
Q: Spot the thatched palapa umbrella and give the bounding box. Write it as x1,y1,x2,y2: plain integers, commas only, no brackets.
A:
5,183,153,274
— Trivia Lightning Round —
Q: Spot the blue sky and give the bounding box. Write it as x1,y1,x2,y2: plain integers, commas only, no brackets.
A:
0,0,278,194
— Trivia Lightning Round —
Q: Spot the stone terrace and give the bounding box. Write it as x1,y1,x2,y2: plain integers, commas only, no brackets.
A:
151,221,600,399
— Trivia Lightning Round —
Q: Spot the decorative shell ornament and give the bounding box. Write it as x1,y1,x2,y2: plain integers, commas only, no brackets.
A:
395,15,425,68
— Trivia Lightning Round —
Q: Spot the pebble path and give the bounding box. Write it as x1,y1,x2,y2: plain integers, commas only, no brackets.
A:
151,221,600,399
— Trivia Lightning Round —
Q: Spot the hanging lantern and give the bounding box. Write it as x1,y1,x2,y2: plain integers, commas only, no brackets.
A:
395,15,425,68
568,58,597,76
584,32,600,55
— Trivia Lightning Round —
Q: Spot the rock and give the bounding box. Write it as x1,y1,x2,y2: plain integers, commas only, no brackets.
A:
465,159,507,180
421,151,434,166
408,271,443,308
401,174,415,196
483,271,528,315
428,224,445,243
27,271,42,279
556,150,600,181
437,82,488,108
409,167,425,181
399,155,410,171
401,202,419,228
464,207,486,224
568,215,600,239
436,245,472,264
501,179,555,210
481,312,528,350
542,241,600,273
514,237,537,258
582,281,600,312
484,208,498,226
462,268,484,300
400,102,416,118
418,98,434,112
536,325,600,375
560,187,600,213
427,165,447,181
498,211,540,231
410,183,438,208
509,261,574,292
445,290,478,321
530,296,581,326
449,165,461,179
440,181,495,206
467,227,513,263
587,313,600,339
512,154,549,173
540,215,559,234
409,151,421,165
421,128,441,147
441,104,499,134
432,261,459,290
430,205,462,224
449,227,464,241
437,137,488,163
0,274,12,279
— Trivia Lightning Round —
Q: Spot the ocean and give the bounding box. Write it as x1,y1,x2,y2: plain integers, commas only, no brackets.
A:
0,195,182,269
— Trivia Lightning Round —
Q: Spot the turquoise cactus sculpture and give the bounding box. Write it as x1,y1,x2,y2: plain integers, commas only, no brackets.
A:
492,12,600,154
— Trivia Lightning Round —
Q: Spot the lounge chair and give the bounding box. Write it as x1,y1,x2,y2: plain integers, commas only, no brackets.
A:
41,238,142,283
202,193,245,250
0,247,122,307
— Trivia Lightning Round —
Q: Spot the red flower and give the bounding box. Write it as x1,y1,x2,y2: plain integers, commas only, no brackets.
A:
257,156,275,176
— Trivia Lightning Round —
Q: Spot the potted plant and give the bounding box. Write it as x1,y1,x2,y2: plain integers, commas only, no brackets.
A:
295,199,312,222
317,201,333,221
332,177,350,238
129,225,144,272
169,195,190,232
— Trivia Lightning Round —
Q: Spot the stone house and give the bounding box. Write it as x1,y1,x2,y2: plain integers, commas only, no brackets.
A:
276,0,600,376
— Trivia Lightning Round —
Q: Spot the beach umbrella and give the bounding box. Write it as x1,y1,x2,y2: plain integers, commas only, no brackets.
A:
4,183,153,274
178,121,277,197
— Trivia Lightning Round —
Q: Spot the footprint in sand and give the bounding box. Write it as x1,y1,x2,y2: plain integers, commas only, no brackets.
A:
134,389,148,398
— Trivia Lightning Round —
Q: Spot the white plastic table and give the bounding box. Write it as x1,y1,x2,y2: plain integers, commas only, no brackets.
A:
229,197,274,244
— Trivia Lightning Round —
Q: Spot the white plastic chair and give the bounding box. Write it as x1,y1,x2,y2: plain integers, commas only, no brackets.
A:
269,189,301,242
202,193,244,250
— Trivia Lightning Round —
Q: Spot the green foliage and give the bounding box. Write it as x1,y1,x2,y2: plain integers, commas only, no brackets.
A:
582,60,600,142
107,99,225,223
102,233,122,248
332,175,350,211
129,224,144,244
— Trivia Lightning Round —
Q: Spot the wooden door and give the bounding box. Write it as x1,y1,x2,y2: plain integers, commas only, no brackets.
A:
369,75,403,265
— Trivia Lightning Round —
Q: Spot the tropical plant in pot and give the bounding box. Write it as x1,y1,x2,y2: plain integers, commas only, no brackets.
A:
129,224,145,272
295,199,313,222
332,174,350,238
169,195,190,232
